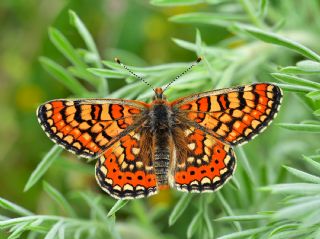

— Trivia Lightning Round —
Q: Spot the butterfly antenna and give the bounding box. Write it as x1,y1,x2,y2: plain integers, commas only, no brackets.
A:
163,56,202,93
115,58,156,93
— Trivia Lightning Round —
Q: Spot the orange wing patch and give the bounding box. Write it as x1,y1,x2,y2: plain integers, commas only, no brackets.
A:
95,129,158,199
173,127,236,192
172,83,282,146
37,99,147,159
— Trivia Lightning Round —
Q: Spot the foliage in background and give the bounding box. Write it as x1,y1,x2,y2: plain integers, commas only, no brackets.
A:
1,0,320,238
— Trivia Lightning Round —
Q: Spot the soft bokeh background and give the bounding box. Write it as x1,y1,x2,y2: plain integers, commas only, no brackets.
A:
1,0,320,238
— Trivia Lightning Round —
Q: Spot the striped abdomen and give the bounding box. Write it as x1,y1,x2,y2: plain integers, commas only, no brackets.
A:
153,131,170,188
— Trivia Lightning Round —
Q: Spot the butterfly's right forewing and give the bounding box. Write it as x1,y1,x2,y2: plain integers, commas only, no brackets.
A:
172,83,282,146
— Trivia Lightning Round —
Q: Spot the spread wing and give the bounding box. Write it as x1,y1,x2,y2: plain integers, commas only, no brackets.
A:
37,99,148,159
172,126,236,192
95,127,158,199
171,83,282,146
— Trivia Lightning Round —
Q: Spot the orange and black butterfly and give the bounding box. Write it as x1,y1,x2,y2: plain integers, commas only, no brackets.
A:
37,58,282,199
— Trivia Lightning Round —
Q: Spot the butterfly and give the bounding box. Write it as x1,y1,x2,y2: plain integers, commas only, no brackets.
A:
37,58,282,199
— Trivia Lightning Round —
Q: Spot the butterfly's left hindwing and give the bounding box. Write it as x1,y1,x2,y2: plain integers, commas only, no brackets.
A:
173,127,236,192
95,128,158,199
37,99,147,159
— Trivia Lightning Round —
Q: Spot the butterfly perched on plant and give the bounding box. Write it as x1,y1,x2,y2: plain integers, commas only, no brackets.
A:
37,57,282,199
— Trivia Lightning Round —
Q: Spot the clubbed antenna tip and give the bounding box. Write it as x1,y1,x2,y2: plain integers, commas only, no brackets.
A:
197,56,202,63
114,57,121,64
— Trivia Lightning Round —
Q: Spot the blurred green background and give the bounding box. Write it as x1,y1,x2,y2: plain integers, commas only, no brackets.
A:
1,0,320,238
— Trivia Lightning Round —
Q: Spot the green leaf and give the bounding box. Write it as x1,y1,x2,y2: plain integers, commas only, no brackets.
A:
87,68,128,79
0,197,33,216
39,57,88,96
43,182,77,217
262,183,320,194
107,200,129,217
170,12,247,27
49,28,87,69
169,194,193,226
24,145,63,191
235,147,255,184
217,192,242,231
277,123,320,133
271,73,320,90
172,38,228,56
151,0,204,6
279,66,316,75
258,0,268,18
275,83,315,93
216,214,269,222
284,166,320,184
313,109,320,116
103,60,188,73
236,24,320,62
297,60,320,73
306,91,320,100
48,28,99,87
187,210,202,239
8,221,31,239
44,221,64,239
203,209,214,239
274,199,320,219
216,226,270,239
302,155,320,173
69,10,101,67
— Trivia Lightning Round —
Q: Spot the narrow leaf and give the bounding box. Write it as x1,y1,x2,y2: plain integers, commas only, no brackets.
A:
284,166,320,184
302,155,320,173
217,192,242,231
275,83,315,93
44,221,64,239
170,13,247,27
169,194,193,226
187,210,202,239
69,10,101,67
43,182,77,217
107,200,129,217
151,0,204,6
306,91,320,100
49,28,86,69
297,60,320,73
217,226,270,239
261,183,320,194
0,197,33,216
272,73,320,90
88,68,127,79
39,57,88,96
216,214,269,222
24,145,63,191
278,123,320,133
274,199,320,219
236,24,320,62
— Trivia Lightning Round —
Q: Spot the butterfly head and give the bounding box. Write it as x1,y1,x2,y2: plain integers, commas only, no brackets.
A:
154,87,166,100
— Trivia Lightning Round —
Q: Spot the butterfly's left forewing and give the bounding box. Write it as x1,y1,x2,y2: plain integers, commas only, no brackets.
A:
37,99,147,159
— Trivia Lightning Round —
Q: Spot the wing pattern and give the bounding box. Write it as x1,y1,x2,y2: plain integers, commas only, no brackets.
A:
95,128,158,199
172,83,282,146
37,99,146,158
174,127,236,192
